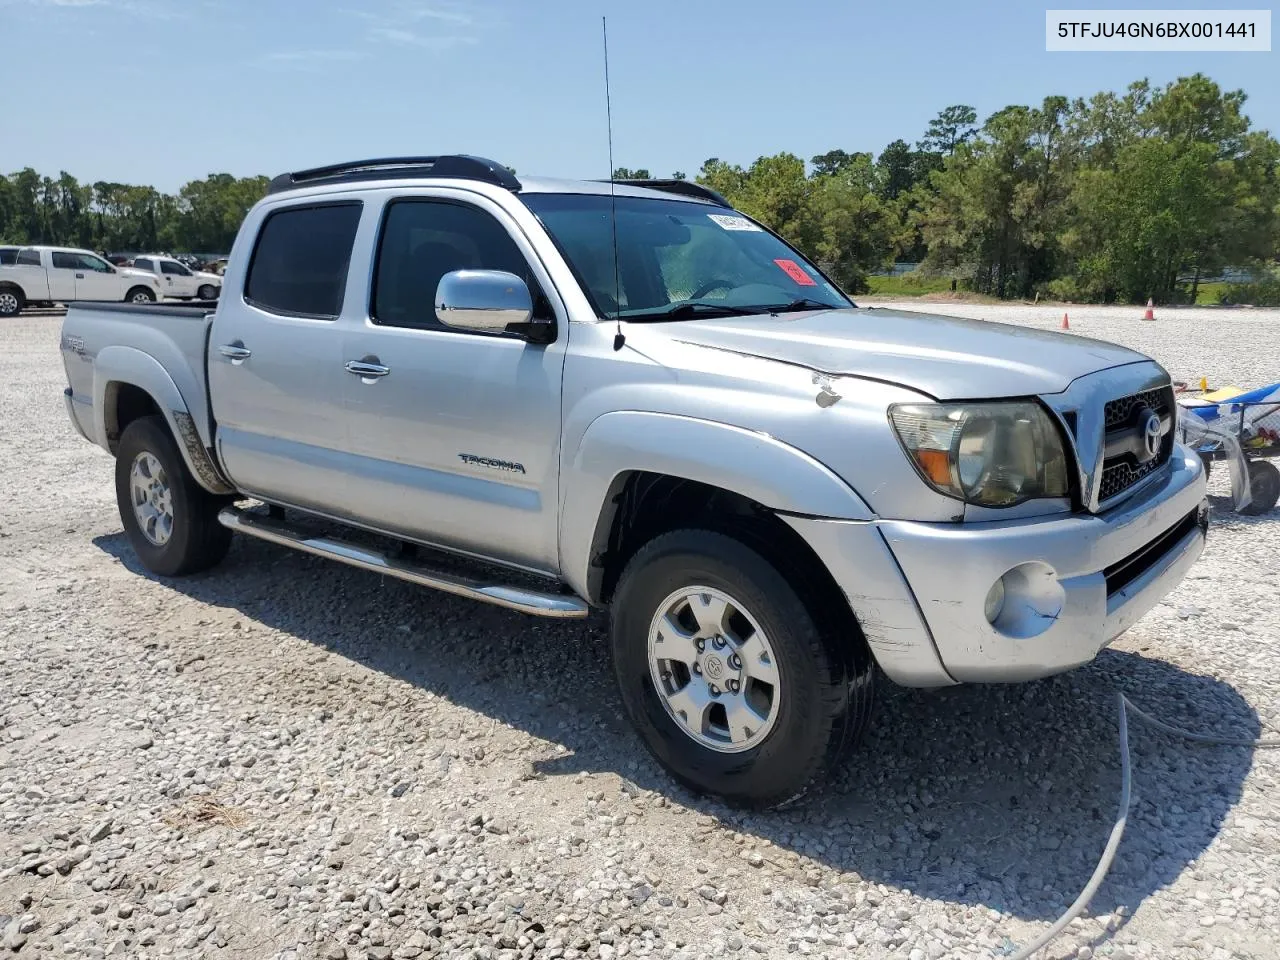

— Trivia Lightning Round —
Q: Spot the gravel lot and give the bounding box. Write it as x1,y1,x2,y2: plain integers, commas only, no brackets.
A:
2,305,1278,960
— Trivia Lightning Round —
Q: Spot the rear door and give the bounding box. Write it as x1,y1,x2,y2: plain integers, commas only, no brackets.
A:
48,251,84,300
336,191,568,571
208,198,364,515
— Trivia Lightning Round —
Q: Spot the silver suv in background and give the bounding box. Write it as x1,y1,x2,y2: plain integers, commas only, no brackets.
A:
59,156,1208,807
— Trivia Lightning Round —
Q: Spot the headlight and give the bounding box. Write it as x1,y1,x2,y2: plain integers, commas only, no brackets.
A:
888,401,1071,506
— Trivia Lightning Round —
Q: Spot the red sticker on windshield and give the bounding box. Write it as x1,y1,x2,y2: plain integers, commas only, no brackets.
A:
774,259,816,286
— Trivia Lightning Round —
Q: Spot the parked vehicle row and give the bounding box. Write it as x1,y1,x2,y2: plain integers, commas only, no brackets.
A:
0,246,163,317
60,154,1208,808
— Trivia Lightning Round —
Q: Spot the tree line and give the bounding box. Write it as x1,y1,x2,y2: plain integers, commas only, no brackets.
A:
4,73,1277,303
0,171,269,255
689,73,1280,304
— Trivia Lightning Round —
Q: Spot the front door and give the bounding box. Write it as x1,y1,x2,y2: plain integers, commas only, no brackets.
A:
208,199,364,516
160,260,198,298
338,193,567,572
69,252,121,300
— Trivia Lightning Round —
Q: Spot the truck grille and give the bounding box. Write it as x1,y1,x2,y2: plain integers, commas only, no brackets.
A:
1098,386,1175,503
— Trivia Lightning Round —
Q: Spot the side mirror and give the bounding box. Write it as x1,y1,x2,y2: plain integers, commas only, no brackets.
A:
435,269,545,337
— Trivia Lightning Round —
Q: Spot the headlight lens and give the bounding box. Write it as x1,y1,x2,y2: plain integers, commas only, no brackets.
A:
889,401,1070,506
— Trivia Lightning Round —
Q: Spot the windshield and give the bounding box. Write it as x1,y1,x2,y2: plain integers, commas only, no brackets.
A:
521,193,852,321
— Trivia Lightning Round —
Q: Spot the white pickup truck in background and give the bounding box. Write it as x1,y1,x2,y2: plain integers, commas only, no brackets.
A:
0,246,163,317
129,255,223,301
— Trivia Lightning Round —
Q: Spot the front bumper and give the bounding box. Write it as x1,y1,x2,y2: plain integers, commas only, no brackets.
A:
786,445,1208,686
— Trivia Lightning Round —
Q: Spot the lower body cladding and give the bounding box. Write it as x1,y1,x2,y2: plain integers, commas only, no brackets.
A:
784,446,1209,686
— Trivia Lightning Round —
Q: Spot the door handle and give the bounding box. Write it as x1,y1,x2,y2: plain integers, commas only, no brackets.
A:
76,272,85,279
345,359,391,379
219,343,252,364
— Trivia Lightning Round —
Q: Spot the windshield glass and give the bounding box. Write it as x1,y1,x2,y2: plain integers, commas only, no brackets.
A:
521,193,852,320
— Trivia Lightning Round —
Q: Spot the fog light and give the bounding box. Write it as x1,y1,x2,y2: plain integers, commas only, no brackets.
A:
984,578,1006,624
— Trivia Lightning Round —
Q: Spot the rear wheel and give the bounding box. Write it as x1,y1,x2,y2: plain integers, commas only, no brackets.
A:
115,416,231,576
610,529,874,809
126,286,156,304
1241,460,1280,515
0,287,22,317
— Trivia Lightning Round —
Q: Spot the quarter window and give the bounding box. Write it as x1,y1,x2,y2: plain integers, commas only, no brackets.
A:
245,202,363,318
372,199,541,330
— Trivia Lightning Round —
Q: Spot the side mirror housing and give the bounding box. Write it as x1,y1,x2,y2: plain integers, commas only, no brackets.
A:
435,270,550,339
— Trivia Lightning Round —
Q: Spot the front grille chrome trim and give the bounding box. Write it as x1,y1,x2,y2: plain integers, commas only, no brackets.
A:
1039,361,1174,513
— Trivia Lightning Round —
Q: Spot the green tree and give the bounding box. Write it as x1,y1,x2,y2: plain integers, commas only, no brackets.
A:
918,105,979,156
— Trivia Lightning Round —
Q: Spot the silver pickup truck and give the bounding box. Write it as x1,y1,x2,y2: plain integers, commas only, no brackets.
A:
61,155,1209,808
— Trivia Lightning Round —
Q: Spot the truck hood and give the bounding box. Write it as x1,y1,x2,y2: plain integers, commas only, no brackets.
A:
665,306,1149,399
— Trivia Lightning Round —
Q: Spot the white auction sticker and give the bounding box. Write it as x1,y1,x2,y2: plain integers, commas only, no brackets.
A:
1046,9,1271,51
707,214,762,232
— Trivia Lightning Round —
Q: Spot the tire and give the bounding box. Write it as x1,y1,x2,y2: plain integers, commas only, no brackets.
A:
115,415,231,576
197,284,219,301
610,529,874,809
1199,454,1213,480
126,286,156,304
0,286,22,318
1241,460,1280,516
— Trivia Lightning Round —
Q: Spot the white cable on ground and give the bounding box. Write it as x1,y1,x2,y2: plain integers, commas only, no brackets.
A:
1005,691,1280,960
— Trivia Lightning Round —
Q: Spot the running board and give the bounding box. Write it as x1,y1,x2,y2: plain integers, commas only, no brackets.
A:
217,506,589,619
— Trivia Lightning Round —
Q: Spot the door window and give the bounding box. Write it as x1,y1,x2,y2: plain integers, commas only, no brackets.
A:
134,258,155,272
371,199,541,331
51,252,80,269
245,202,363,318
16,249,41,266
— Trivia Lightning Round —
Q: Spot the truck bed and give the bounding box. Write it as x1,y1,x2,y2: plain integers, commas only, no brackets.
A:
61,300,219,453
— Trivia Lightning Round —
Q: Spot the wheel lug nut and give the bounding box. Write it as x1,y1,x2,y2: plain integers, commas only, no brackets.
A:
708,684,719,696
695,639,705,652
728,679,740,693
692,664,701,675
728,654,741,669
713,636,726,649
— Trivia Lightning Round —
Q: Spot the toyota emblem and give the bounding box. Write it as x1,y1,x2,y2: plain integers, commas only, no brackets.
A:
1141,410,1162,461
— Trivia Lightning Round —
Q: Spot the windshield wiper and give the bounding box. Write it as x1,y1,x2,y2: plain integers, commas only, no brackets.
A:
622,302,764,323
767,298,844,314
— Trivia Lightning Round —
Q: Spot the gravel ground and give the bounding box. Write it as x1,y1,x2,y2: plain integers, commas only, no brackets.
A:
1,306,1278,960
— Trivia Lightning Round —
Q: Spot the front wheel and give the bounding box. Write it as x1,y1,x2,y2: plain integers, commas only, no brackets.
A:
610,529,874,809
196,284,219,301
126,286,156,304
115,416,231,576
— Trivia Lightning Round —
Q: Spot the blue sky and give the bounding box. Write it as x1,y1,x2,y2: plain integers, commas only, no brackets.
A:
0,0,1275,192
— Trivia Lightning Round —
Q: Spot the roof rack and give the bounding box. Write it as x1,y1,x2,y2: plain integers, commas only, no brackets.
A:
266,155,521,195
605,179,731,207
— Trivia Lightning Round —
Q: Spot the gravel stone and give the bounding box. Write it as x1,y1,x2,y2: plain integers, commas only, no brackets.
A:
0,307,1277,960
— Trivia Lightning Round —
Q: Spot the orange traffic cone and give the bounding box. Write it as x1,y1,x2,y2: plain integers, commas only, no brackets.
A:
1143,298,1155,320
1061,312,1070,330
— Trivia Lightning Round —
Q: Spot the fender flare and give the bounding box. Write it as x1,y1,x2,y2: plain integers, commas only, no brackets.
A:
559,411,873,600
92,345,233,494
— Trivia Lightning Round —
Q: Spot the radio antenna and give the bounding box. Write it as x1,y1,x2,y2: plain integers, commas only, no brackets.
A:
603,16,624,351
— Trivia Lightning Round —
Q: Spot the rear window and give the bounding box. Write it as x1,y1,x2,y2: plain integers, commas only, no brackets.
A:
245,202,363,318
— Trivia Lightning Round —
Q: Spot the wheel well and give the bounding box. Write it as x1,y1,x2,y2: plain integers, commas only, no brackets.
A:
125,285,154,299
104,382,162,454
590,471,870,671
0,281,23,298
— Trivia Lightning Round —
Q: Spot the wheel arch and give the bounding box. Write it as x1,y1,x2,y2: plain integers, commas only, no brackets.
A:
560,411,873,606
94,345,233,494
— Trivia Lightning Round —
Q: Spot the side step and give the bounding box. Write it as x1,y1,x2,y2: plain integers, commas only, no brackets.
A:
217,506,589,619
